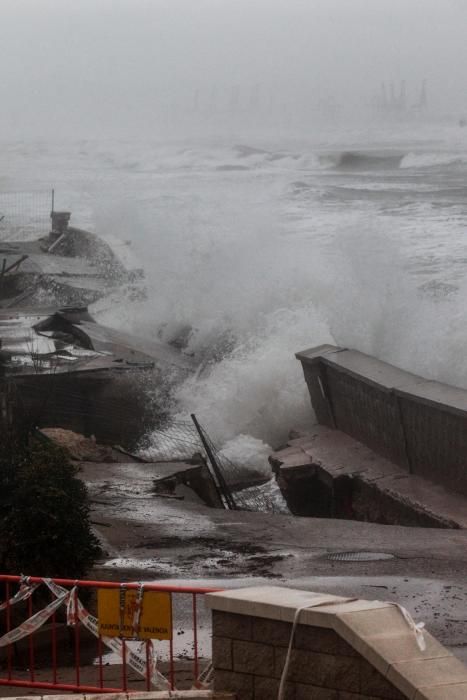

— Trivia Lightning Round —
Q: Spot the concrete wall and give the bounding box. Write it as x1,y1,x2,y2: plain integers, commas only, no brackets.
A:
296,345,467,496
206,586,467,700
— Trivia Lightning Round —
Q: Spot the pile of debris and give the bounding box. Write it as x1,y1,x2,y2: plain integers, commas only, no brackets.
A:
0,207,192,448
0,211,144,309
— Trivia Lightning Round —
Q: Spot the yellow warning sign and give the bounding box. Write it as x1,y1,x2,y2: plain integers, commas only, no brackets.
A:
97,589,172,640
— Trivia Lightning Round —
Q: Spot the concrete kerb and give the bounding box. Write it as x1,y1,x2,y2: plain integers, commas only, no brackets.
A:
206,585,467,700
2,693,234,700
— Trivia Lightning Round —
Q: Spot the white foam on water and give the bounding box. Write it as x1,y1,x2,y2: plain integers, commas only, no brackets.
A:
86,136,467,452
218,435,272,479
400,151,467,169
5,130,467,455
174,306,333,447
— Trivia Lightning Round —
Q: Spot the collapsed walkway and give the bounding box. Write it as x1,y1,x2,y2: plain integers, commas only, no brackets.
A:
288,343,467,528
270,424,467,528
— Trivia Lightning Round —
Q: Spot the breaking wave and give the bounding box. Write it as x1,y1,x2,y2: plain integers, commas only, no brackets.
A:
90,138,467,452
399,151,467,169
229,147,467,173
332,150,405,170
174,306,333,447
6,133,467,456
316,149,467,173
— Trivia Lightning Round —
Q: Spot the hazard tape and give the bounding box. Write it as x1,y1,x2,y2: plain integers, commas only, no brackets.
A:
132,584,144,637
0,589,72,647
0,577,41,612
0,578,212,692
44,579,169,690
391,602,426,652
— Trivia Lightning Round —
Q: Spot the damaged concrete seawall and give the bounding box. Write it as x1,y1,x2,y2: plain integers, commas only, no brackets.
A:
296,344,467,497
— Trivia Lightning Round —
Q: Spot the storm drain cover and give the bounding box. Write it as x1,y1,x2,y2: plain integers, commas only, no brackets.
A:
326,551,395,562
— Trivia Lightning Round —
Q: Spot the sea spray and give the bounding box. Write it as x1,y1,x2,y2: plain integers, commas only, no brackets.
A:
174,306,333,447
5,134,467,453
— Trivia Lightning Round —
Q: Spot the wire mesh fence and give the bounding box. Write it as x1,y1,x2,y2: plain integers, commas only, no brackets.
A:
2,376,285,514
142,416,286,513
0,190,53,241
140,420,202,462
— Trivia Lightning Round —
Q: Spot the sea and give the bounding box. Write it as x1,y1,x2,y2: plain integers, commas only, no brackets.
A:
2,119,467,468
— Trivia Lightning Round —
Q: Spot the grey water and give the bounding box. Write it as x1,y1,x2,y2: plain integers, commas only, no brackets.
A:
2,122,467,461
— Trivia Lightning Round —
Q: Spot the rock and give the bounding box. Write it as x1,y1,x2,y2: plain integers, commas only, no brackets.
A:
40,427,115,462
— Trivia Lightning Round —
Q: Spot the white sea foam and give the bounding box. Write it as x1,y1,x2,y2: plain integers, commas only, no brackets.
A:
4,131,467,455
175,306,332,447
84,137,467,451
217,435,273,478
400,151,467,169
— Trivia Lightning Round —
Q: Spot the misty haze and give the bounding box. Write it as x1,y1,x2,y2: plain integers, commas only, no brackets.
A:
3,4,467,692
2,0,467,447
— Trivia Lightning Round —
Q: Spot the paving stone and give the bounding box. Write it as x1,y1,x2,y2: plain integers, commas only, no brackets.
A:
273,453,315,470
336,607,411,655
388,655,467,699
274,446,308,459
353,628,452,679
414,682,467,699
207,587,352,628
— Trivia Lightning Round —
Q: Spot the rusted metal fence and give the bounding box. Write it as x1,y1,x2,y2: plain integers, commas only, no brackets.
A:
0,575,220,694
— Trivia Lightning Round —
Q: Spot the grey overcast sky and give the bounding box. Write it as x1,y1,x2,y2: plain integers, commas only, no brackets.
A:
1,0,466,137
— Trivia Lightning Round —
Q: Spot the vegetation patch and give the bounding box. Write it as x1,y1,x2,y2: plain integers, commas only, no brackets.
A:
0,430,101,578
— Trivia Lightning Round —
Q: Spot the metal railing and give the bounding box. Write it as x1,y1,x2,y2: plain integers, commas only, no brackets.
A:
0,575,220,694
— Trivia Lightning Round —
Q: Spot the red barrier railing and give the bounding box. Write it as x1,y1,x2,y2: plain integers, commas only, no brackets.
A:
0,575,221,694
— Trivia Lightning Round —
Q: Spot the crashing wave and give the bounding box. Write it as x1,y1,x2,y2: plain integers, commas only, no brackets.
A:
400,151,467,169
328,150,405,170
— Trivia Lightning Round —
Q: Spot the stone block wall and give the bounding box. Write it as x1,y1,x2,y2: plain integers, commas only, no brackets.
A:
212,610,404,700
207,586,467,700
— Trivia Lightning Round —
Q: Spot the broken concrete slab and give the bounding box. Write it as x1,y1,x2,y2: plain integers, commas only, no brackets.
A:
270,425,467,528
296,344,467,497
